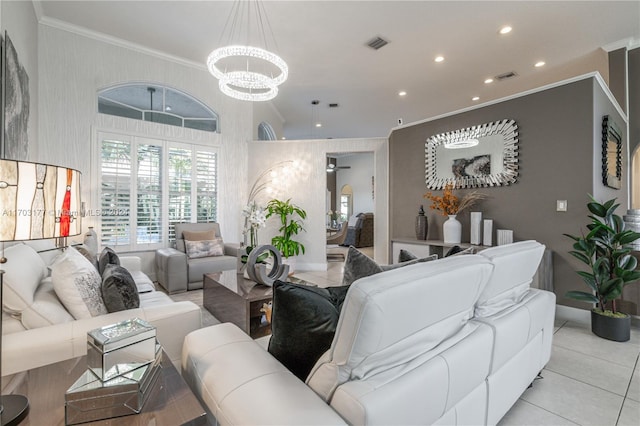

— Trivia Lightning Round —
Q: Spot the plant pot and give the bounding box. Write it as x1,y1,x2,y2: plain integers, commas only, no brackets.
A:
282,257,296,276
591,310,630,342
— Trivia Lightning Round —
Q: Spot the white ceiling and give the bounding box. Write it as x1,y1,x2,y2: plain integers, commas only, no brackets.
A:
36,1,640,140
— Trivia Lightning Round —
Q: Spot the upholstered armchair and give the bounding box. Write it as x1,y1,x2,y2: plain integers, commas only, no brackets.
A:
341,213,374,248
155,223,238,293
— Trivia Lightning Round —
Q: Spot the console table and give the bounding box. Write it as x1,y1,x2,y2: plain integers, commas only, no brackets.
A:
391,237,485,261
390,237,553,292
8,350,206,425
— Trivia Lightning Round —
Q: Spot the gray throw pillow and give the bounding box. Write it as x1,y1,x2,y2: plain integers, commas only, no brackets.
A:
342,246,437,286
98,247,120,275
101,264,140,313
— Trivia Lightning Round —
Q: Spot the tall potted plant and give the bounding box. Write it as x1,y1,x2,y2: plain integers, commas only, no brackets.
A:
565,196,640,342
266,198,307,273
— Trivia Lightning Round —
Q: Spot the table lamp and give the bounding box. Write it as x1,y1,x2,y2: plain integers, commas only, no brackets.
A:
0,159,81,425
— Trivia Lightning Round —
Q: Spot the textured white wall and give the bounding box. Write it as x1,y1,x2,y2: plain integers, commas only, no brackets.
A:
37,24,252,245
248,137,389,270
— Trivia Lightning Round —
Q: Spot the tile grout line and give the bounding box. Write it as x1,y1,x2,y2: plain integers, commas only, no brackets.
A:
516,397,582,425
615,353,640,426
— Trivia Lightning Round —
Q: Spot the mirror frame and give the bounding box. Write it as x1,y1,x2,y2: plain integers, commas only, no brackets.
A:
425,119,519,189
602,115,622,189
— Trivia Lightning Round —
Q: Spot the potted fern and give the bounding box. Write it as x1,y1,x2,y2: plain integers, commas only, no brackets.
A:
266,198,307,273
565,196,640,342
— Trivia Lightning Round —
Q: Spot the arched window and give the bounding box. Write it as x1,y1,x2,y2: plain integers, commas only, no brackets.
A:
258,121,277,141
98,84,219,133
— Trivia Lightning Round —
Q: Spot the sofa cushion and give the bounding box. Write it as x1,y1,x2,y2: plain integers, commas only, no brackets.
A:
21,278,74,329
52,247,108,319
268,281,348,380
98,247,120,275
186,255,237,283
182,229,216,242
175,223,222,253
185,238,224,259
476,241,545,317
1,243,48,314
101,264,140,313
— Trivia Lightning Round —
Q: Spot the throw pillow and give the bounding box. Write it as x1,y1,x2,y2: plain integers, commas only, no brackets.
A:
101,264,140,313
343,246,437,286
182,229,216,242
342,246,383,286
98,247,120,276
268,281,348,381
75,244,99,271
51,247,108,319
445,246,476,257
185,238,224,259
397,249,439,264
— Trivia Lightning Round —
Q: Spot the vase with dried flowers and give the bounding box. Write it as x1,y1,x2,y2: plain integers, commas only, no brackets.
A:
424,183,488,244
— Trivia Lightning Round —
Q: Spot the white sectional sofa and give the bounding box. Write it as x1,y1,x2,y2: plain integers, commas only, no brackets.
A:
1,242,201,376
182,240,555,425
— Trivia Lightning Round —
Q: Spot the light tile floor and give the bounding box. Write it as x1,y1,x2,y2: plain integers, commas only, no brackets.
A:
170,256,640,425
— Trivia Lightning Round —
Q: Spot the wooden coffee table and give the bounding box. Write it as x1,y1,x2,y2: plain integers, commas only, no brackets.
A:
203,270,311,339
9,351,207,425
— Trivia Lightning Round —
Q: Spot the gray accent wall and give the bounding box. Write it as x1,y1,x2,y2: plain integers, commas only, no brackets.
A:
630,48,640,154
389,76,627,309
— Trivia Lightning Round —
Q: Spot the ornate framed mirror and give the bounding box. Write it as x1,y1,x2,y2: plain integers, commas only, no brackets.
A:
425,119,519,189
602,115,622,189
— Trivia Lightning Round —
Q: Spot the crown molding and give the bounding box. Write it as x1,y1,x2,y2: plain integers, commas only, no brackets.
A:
602,37,640,52
389,71,627,138
38,15,207,72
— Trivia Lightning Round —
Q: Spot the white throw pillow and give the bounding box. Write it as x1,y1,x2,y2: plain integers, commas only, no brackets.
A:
1,243,48,314
51,247,108,319
185,238,224,258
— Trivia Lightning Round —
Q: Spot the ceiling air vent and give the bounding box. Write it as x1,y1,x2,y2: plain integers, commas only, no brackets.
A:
495,71,518,81
329,103,339,108
367,36,389,50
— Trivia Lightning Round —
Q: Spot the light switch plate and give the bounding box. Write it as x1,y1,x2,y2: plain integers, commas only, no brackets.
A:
557,200,567,212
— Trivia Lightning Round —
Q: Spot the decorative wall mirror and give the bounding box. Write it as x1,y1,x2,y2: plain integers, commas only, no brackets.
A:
425,119,518,189
602,115,622,189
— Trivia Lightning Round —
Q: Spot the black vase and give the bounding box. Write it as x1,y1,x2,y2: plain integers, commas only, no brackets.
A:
415,215,428,240
591,310,630,342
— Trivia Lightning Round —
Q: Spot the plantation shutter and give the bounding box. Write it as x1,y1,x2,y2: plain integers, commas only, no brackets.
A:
100,138,132,247
196,150,217,223
168,147,192,241
136,143,162,244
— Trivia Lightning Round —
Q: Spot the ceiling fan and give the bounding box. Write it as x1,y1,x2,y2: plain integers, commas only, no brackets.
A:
326,163,351,172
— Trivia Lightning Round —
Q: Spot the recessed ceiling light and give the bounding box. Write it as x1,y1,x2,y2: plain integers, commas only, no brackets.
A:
499,26,512,35
472,96,480,101
535,61,546,68
434,56,444,63
315,123,322,128
484,78,494,84
398,91,407,96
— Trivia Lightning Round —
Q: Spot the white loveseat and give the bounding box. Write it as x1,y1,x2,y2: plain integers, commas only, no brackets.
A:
181,240,555,425
1,242,201,376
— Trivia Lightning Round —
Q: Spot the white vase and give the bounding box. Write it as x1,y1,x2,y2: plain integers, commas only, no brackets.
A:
470,212,482,245
282,257,296,276
443,215,462,244
83,227,99,256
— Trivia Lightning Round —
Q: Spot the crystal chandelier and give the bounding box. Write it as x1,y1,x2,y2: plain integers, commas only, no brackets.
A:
207,1,288,102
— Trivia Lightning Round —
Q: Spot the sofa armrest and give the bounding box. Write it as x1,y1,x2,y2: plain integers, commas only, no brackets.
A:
119,256,141,273
182,323,347,425
224,242,241,257
3,301,201,376
156,248,188,293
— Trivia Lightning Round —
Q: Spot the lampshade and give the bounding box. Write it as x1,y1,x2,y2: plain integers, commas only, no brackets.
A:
0,159,81,242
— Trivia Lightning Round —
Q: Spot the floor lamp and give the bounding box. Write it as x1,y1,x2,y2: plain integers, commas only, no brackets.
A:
0,159,82,425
